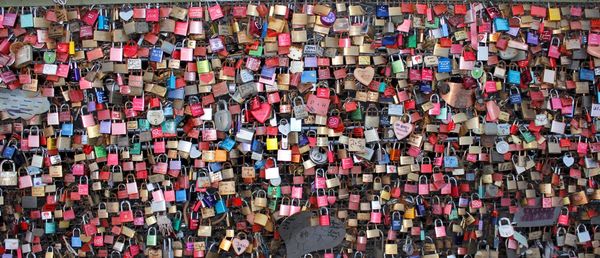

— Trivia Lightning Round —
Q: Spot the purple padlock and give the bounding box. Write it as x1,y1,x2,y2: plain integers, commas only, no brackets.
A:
320,12,336,26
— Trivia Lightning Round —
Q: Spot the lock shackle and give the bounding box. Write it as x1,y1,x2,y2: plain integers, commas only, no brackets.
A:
79,176,88,185
418,175,428,184
498,217,511,226
576,223,588,233
0,160,15,172
147,227,157,236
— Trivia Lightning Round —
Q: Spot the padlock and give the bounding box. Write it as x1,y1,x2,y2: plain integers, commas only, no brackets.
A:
319,207,330,226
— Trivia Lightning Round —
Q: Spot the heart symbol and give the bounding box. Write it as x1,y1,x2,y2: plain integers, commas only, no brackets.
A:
563,155,574,167
250,103,272,123
200,72,214,84
393,121,413,140
232,238,250,255
189,144,201,159
278,122,290,135
119,9,134,21
354,66,375,86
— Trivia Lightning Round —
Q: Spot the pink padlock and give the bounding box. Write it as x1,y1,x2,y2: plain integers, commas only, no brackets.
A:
289,199,301,216
418,175,430,195
434,219,447,238
356,233,367,252
370,209,381,224
315,176,327,190
327,189,337,205
278,33,291,47
316,189,328,207
188,20,204,34
27,126,40,148
291,185,303,199
279,198,291,217
558,207,569,226
319,207,330,226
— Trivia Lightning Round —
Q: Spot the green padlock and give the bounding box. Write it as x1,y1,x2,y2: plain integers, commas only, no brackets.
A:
146,227,157,246
391,55,405,73
351,104,363,121
378,82,387,93
520,127,535,143
45,220,56,234
94,146,107,158
131,142,141,155
268,185,281,198
172,211,182,231
197,60,211,74
44,51,56,64
407,34,417,48
471,61,484,79
425,17,440,29
449,207,458,220
138,119,150,131
249,46,264,57
268,199,278,211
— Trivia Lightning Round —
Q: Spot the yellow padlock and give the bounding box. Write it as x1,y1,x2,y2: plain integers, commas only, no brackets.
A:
266,137,278,151
548,8,561,21
46,137,56,150
69,41,75,55
404,207,416,219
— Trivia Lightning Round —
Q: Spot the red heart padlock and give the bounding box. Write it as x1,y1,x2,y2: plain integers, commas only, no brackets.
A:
250,102,272,123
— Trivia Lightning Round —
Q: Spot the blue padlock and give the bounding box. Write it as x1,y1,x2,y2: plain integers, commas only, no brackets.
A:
96,89,107,103
97,10,105,30
251,139,264,153
580,68,594,81
219,137,236,151
438,57,452,73
175,189,187,203
71,229,82,248
167,73,176,89
61,123,74,136
419,83,432,93
509,86,522,104
87,97,97,112
376,5,389,18
507,69,521,85
163,103,174,117
215,196,228,214
298,134,309,146
149,48,163,63
465,172,476,181
209,162,222,172
494,18,509,32
72,62,80,82
2,144,15,159
261,21,268,39
391,211,402,231
301,70,317,83
444,156,459,168
380,152,391,165
416,196,426,216
201,193,216,208
382,35,396,47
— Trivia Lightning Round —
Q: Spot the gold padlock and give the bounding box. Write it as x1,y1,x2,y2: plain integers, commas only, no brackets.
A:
219,237,232,251
253,212,268,226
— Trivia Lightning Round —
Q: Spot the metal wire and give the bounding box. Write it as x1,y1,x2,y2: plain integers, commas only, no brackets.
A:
1,0,599,7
